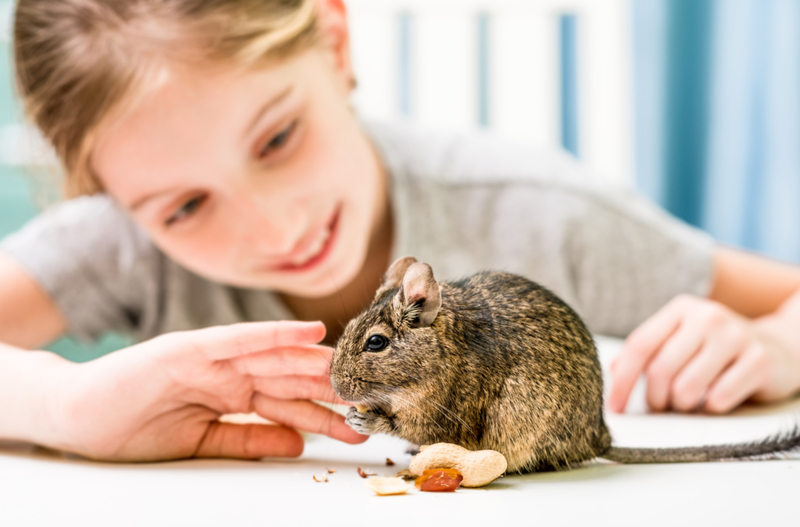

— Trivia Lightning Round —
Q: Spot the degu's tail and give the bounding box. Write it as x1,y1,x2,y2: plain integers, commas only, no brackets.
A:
600,426,800,464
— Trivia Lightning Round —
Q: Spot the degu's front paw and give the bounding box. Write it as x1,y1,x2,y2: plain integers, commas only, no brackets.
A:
345,407,394,435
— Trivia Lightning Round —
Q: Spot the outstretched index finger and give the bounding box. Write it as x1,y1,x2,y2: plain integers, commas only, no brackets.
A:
232,345,334,378
192,321,326,361
608,300,685,412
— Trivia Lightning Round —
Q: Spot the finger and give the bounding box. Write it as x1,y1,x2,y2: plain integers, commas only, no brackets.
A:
252,375,350,405
190,321,326,361
232,345,333,377
252,394,368,445
608,298,688,412
194,422,304,459
643,318,721,411
669,326,746,411
703,343,768,413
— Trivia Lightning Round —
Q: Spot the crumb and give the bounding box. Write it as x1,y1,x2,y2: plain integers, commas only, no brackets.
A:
394,469,416,481
313,475,329,483
386,458,395,466
357,467,376,478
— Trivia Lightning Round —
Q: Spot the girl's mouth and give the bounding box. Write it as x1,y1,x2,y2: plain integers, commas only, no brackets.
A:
275,206,340,273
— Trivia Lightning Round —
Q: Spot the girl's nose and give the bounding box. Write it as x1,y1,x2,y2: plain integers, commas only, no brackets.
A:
235,196,307,256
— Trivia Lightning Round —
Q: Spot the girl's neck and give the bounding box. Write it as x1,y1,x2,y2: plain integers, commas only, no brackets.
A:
280,194,394,346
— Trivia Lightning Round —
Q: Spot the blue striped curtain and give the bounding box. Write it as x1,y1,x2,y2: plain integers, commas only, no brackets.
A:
633,0,800,262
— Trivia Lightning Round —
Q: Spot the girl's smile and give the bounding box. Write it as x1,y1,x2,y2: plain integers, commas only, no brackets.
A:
267,204,339,272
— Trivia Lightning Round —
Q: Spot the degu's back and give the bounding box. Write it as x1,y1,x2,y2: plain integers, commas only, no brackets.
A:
445,270,613,471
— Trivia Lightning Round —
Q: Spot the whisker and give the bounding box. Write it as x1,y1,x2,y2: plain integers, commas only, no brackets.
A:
366,380,466,432
422,397,473,432
373,390,445,433
370,387,447,433
391,386,472,432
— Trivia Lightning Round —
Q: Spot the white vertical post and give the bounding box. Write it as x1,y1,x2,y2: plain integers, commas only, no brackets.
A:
577,0,635,186
348,7,401,122
413,7,478,129
491,7,561,149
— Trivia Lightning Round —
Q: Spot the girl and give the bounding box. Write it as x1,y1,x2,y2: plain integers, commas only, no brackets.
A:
2,0,800,462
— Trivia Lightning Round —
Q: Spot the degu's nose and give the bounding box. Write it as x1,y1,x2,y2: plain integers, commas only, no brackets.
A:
328,352,352,400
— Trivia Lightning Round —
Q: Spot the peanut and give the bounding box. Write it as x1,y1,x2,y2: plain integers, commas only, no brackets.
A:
409,443,507,488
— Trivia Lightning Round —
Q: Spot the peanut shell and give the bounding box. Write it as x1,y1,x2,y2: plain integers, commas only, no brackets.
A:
365,477,414,496
409,443,507,487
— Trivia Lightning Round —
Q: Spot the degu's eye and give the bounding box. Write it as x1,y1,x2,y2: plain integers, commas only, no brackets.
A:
365,334,389,352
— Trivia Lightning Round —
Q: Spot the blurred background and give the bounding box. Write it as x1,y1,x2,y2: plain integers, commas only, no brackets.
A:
0,0,798,359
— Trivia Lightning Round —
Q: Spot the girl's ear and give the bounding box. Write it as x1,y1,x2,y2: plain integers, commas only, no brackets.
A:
314,0,355,95
393,262,442,328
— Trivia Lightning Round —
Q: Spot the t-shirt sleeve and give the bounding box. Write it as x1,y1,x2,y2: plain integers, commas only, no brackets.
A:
0,195,160,342
564,185,716,337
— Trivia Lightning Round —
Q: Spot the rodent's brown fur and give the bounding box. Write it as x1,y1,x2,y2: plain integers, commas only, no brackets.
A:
330,257,800,473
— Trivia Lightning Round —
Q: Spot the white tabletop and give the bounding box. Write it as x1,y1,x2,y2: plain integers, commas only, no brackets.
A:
2,336,799,527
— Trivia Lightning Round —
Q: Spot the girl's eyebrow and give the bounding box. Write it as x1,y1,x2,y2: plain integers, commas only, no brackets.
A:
244,85,293,138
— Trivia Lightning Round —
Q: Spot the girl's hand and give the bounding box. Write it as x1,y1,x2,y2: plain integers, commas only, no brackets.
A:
608,295,800,414
41,321,366,461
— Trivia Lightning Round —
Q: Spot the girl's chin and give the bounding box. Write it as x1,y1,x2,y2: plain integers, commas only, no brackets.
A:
257,252,364,297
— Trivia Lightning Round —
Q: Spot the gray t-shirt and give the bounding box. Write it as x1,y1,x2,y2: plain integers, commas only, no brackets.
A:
0,121,715,341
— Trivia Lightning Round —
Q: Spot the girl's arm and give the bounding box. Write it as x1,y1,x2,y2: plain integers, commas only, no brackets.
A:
0,344,71,444
0,253,71,443
609,246,800,413
0,255,367,458
0,320,367,459
709,246,800,317
0,253,66,349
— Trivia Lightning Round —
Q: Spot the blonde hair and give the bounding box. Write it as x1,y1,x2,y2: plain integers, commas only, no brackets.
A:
14,0,319,198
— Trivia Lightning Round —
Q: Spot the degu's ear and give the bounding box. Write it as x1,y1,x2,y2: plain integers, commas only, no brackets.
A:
393,262,441,328
375,256,418,298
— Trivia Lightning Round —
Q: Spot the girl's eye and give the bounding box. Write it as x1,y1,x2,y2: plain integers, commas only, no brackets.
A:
365,334,389,352
166,195,207,226
259,121,297,159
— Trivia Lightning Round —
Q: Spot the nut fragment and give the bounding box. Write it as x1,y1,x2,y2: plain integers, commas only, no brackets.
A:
313,475,329,483
326,468,337,474
355,404,370,412
365,477,413,496
409,443,507,488
415,468,463,492
357,467,376,478
385,458,395,466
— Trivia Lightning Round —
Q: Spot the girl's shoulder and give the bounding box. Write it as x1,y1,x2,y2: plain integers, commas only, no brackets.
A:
1,194,152,260
363,120,608,194
0,194,160,341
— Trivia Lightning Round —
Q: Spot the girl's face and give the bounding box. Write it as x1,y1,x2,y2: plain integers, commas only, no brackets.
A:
92,47,389,298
